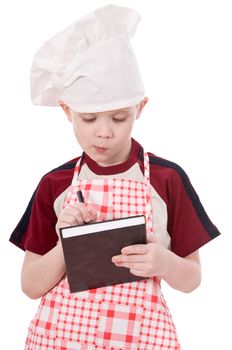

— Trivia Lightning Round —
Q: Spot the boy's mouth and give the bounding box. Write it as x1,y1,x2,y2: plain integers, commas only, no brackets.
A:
94,146,108,153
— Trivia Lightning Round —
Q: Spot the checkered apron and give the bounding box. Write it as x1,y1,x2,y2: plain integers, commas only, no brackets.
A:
25,152,180,350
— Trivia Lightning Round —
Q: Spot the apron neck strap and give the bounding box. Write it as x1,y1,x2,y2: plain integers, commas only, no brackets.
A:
143,152,150,185
71,156,82,186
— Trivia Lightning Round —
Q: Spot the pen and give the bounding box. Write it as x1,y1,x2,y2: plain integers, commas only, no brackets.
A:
77,190,85,203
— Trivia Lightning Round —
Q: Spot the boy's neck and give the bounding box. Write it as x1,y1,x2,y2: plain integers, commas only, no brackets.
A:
82,138,142,175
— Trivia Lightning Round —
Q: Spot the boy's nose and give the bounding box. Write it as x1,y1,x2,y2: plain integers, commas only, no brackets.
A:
96,123,113,138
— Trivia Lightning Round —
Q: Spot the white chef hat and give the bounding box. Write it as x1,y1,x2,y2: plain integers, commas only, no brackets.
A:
30,4,145,113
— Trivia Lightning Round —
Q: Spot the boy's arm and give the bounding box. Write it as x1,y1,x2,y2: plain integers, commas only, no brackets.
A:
160,250,201,292
21,243,65,299
21,204,97,299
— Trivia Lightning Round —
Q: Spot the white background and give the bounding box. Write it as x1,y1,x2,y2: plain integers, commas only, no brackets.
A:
0,0,231,349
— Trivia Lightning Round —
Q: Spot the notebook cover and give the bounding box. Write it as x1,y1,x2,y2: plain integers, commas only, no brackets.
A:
60,216,147,293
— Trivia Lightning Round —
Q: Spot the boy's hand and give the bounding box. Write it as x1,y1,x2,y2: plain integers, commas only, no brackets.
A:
55,204,97,241
111,235,169,278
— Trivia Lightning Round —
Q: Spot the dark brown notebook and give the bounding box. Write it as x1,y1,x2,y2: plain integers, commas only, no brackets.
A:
60,215,147,293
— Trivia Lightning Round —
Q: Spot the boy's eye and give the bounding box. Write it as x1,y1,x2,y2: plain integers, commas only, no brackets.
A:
113,112,132,122
113,117,127,122
82,117,96,122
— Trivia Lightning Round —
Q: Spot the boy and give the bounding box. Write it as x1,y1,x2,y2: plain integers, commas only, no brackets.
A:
10,5,220,349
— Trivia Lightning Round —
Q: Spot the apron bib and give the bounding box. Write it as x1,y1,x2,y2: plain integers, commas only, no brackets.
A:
25,152,180,350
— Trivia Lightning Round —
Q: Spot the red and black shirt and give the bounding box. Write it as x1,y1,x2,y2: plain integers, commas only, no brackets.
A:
9,139,220,257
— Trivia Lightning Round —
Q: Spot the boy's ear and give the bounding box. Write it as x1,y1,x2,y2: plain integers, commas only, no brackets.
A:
136,97,148,119
59,100,73,122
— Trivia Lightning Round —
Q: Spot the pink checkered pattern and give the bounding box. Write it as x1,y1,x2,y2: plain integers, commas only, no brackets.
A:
25,329,56,350
97,303,142,349
56,297,100,343
100,280,147,308
137,306,180,349
64,179,114,221
32,292,60,337
112,179,145,217
25,152,180,349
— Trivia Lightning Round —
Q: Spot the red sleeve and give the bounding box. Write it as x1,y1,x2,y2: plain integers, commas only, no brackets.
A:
10,176,58,255
9,158,78,255
23,177,58,254
167,168,220,257
148,154,221,257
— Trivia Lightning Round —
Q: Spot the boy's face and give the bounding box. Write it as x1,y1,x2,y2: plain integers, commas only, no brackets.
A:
61,99,147,166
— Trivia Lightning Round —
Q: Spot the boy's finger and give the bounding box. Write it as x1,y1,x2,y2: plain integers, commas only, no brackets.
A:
112,254,145,264
121,244,148,255
88,209,97,220
60,213,81,225
76,205,94,223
